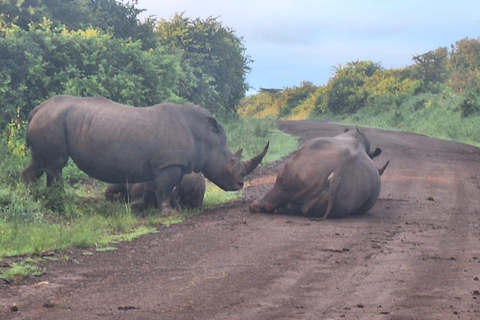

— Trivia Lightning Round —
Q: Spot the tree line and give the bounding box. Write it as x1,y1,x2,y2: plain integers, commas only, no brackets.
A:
239,39,480,120
0,0,251,128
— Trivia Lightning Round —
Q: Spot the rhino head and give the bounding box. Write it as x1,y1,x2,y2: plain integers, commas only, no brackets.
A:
351,126,382,159
203,142,269,191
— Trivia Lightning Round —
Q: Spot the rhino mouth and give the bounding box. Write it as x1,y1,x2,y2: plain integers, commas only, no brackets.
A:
216,180,244,192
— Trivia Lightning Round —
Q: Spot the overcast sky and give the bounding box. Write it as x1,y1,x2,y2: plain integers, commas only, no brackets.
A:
137,0,480,94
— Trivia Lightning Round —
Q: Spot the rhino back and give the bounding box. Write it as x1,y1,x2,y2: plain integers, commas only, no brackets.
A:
27,96,214,183
285,137,351,186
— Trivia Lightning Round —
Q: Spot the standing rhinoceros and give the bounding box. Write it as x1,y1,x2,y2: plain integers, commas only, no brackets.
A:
104,172,206,210
22,95,269,212
249,127,389,219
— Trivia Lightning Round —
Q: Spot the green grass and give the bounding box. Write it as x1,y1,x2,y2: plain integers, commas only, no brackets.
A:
0,207,145,257
223,117,299,163
203,182,240,206
1,261,45,281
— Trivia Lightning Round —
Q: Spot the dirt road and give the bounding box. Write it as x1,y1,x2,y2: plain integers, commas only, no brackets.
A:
2,120,480,319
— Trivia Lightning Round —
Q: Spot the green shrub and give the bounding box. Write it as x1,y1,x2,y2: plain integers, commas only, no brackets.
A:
458,89,480,117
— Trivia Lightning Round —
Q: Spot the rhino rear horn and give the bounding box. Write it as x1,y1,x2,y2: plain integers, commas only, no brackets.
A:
243,142,270,175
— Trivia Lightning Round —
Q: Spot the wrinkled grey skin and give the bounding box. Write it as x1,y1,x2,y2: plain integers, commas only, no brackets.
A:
22,95,268,212
249,127,389,219
105,172,206,210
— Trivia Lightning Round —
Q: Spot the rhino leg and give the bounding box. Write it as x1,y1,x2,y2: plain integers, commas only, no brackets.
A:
45,158,68,186
105,184,129,202
22,159,45,184
22,155,67,187
169,186,182,211
153,166,182,213
142,183,158,209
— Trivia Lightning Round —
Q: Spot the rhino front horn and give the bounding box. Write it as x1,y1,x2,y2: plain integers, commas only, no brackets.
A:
243,142,269,175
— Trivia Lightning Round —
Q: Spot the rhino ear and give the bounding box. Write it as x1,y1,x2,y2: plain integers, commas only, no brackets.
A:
369,147,382,159
234,148,243,160
206,117,220,132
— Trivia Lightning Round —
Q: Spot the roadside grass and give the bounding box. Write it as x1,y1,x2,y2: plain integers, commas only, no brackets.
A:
340,92,480,148
0,201,157,257
203,183,240,207
0,117,298,281
223,117,299,163
1,260,46,282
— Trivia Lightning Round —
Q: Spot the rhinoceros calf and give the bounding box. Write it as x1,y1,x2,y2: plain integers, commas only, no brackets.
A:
105,172,206,210
22,95,268,212
249,127,389,219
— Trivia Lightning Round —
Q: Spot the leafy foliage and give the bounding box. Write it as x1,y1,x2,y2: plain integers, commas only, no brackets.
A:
0,22,186,127
0,0,156,49
448,38,480,94
0,2,252,128
155,13,252,114
412,47,449,91
323,61,382,114
240,37,480,126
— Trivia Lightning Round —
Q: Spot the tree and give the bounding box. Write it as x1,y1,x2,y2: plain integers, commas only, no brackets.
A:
447,38,480,93
0,0,156,49
279,82,317,117
156,13,252,114
0,22,185,128
412,47,448,91
323,61,382,114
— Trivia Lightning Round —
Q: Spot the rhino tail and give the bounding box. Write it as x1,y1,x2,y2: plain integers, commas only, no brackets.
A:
24,106,41,148
319,171,342,221
378,160,390,176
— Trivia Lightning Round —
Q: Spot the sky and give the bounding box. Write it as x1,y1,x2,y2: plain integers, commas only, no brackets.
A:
136,0,480,94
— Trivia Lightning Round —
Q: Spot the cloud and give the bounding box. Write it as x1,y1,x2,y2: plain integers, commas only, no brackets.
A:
137,0,480,89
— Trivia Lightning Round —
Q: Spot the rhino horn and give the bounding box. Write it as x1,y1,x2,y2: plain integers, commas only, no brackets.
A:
378,160,390,176
243,142,270,175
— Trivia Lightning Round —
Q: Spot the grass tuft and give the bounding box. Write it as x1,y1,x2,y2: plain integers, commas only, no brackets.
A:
0,261,45,281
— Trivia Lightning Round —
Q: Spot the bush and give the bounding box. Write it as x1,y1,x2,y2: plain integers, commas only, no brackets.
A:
0,22,187,128
458,89,480,117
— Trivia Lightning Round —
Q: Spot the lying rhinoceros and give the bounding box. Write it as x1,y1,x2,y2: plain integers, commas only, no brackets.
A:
105,172,206,210
249,127,389,219
22,95,269,212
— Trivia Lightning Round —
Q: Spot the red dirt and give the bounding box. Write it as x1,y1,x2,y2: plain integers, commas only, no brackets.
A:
2,120,480,320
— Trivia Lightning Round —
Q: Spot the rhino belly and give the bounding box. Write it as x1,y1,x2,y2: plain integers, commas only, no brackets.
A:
72,156,154,184
331,179,379,217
